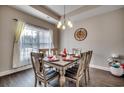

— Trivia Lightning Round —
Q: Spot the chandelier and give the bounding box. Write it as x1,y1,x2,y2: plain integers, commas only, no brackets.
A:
57,5,73,30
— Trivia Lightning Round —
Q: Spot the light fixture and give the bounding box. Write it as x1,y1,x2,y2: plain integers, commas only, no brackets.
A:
57,5,73,30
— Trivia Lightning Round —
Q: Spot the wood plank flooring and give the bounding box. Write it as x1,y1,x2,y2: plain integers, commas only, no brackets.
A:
0,68,124,87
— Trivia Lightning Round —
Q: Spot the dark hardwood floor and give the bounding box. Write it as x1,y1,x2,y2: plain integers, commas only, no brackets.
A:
0,68,124,87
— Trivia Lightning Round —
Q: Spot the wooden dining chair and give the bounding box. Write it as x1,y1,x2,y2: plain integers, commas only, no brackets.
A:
85,51,93,81
31,52,59,87
68,51,93,84
39,48,58,56
65,52,88,87
39,48,59,69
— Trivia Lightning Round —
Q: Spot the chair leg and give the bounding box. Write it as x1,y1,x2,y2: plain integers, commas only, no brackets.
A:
34,77,37,87
84,71,87,86
44,82,47,87
87,68,90,81
39,81,41,85
76,80,80,87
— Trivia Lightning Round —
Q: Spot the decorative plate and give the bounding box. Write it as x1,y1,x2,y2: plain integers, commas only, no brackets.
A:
74,28,87,41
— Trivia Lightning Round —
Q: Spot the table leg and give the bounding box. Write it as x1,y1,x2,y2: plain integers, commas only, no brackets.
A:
59,69,65,87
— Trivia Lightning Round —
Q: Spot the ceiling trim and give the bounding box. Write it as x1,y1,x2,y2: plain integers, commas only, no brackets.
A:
66,5,100,17
30,5,61,21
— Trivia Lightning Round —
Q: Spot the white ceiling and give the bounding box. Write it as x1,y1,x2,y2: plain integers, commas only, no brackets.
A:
47,5,83,15
11,5,58,24
47,5,124,22
10,5,124,24
69,5,124,22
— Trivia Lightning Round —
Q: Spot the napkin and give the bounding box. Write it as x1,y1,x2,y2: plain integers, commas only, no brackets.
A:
65,55,74,60
51,55,57,60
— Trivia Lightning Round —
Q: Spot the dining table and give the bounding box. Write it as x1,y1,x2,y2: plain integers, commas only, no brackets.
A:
43,55,80,87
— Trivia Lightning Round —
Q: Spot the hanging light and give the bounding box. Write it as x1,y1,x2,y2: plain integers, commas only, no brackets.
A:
57,5,73,30
62,25,66,30
67,20,73,28
57,21,62,28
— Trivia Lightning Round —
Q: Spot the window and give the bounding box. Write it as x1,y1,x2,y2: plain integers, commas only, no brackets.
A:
19,24,53,65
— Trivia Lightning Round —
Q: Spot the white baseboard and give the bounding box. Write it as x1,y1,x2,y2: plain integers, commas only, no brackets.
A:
0,64,109,77
90,64,110,71
0,65,32,77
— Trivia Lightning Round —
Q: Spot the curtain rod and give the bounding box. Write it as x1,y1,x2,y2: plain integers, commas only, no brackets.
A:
13,19,18,21
12,18,49,30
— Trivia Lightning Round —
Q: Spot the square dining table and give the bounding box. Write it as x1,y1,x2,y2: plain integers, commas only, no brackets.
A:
43,56,79,87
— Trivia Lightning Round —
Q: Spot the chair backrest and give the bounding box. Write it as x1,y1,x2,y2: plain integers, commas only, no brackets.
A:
76,52,88,78
86,51,93,68
72,48,81,55
31,52,45,79
39,48,58,56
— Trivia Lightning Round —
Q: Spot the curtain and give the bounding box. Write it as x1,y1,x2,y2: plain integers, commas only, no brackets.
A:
49,29,54,49
48,29,54,54
15,21,25,43
13,21,25,68
13,23,54,68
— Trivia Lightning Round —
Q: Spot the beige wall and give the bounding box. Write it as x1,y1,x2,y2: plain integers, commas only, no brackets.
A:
60,8,124,68
0,6,59,72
